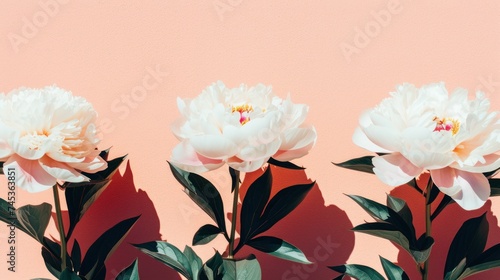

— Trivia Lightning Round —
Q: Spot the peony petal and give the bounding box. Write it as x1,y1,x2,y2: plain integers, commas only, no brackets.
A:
228,157,268,172
3,155,55,193
170,141,224,173
433,169,490,210
363,125,402,152
39,156,89,183
68,155,108,173
352,127,392,153
373,153,423,187
452,154,500,173
8,136,47,160
190,134,239,159
274,126,317,161
0,123,14,158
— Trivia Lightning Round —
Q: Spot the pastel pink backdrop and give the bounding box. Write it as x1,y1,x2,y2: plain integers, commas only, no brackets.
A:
0,0,499,279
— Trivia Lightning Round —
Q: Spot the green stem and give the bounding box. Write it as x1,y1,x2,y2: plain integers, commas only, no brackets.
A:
52,184,67,272
228,169,240,259
422,178,433,280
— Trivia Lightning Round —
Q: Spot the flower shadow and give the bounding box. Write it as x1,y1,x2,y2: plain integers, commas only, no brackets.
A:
64,161,181,280
390,178,500,280
234,165,355,279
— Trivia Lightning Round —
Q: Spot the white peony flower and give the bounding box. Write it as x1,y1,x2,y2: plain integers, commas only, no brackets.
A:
170,81,317,173
353,82,500,210
0,86,107,193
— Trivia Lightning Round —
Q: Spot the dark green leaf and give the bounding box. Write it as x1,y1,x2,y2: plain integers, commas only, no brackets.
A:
444,258,467,280
80,216,139,279
348,195,415,243
484,167,500,179
459,244,500,279
489,179,500,197
386,195,415,235
252,182,314,238
168,162,227,235
353,223,412,258
59,268,81,280
444,213,488,278
380,256,409,280
413,234,434,265
199,251,224,280
183,246,202,279
246,236,311,264
406,178,423,195
431,195,454,221
329,264,384,280
268,158,305,170
229,167,240,193
427,183,440,205
134,241,192,279
193,224,223,246
15,203,52,244
42,243,62,278
222,254,261,280
333,156,375,174
240,167,272,244
64,153,127,239
71,240,82,273
116,259,140,280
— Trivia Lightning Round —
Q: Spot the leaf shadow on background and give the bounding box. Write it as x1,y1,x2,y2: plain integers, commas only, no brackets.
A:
391,174,500,280
61,161,181,280
232,165,355,279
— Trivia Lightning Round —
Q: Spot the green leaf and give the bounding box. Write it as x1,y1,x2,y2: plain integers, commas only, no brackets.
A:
444,258,467,280
353,223,412,258
184,246,202,279
80,216,140,279
268,158,305,170
64,153,127,240
239,167,272,244
426,183,440,205
59,268,81,280
246,236,311,264
168,162,227,235
15,203,52,244
431,195,454,221
134,241,193,279
329,264,385,280
116,259,140,280
484,167,500,179
444,213,488,278
386,195,415,235
193,224,223,246
333,156,375,174
229,167,240,193
0,200,52,244
348,195,415,243
489,179,500,197
379,256,409,280
222,255,261,280
71,240,82,273
459,244,500,279
199,251,224,280
253,182,314,238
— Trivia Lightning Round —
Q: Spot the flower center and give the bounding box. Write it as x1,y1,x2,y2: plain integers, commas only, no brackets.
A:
433,116,460,135
232,104,253,125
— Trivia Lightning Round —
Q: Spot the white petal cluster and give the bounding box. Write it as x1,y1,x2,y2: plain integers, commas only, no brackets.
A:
0,86,107,192
170,81,317,173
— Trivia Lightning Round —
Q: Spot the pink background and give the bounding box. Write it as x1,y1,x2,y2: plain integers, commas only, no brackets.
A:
1,1,500,279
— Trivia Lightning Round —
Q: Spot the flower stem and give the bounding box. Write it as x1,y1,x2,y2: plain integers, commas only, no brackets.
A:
52,184,67,272
422,178,433,280
228,169,240,259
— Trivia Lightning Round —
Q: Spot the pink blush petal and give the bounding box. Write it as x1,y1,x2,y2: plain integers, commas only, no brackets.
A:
170,142,224,173
4,155,55,193
39,156,88,183
373,153,423,187
434,169,490,210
